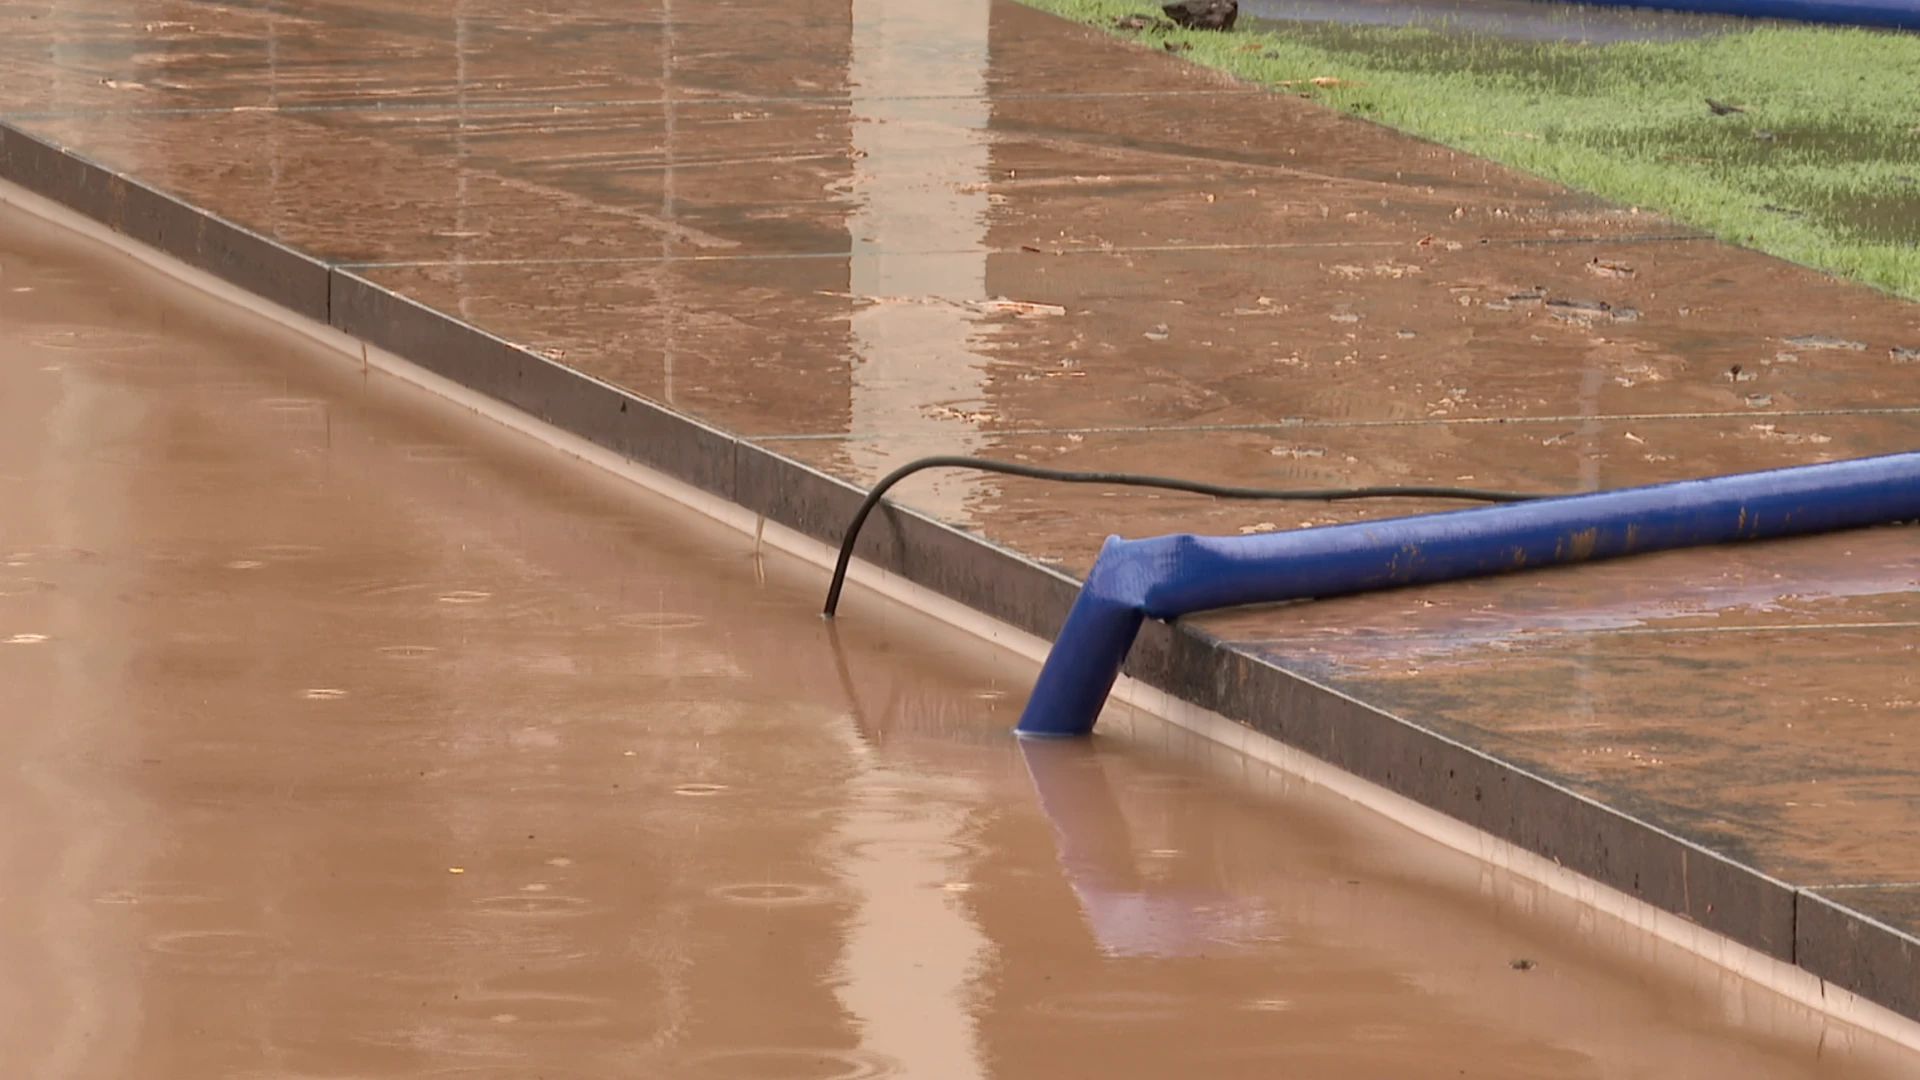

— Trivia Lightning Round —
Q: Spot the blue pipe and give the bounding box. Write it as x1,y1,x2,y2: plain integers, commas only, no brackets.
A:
1015,452,1920,738
1568,0,1920,31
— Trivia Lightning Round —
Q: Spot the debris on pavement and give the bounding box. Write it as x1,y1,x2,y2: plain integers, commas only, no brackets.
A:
973,298,1067,317
836,294,1065,318
1782,334,1867,351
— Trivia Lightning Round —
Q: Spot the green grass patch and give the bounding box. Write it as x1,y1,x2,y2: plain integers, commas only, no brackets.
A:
1022,0,1920,298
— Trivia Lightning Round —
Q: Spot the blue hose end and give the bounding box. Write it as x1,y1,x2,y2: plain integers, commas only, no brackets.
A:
1015,541,1152,738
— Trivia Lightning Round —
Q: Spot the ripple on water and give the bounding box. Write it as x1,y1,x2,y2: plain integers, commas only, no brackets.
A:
0,577,56,597
1349,1023,1416,1042
1217,930,1293,953
93,885,221,906
442,990,612,1031
25,323,160,352
1126,773,1207,794
471,894,596,918
831,806,917,828
401,444,477,464
5,545,96,563
256,396,328,413
377,645,440,660
612,611,707,631
145,929,278,969
833,838,979,863
251,544,323,560
197,376,274,398
342,580,432,599
1027,989,1184,1023
672,783,730,797
1202,1043,1440,1071
707,883,845,908
391,924,588,962
412,1068,607,1080
674,1048,901,1080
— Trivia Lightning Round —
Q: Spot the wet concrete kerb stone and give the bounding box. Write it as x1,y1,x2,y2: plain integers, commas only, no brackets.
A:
4,117,1917,1028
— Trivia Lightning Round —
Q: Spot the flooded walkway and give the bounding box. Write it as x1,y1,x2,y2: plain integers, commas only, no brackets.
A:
3,187,1916,1080
2,0,1918,1037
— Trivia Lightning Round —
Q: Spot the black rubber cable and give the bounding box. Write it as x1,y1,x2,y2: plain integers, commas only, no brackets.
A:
821,454,1550,617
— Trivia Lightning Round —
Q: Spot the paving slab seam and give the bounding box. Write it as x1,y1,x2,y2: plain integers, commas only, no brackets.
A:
748,406,1920,443
7,123,1920,1042
329,233,1713,271
0,88,1273,123
330,242,1420,270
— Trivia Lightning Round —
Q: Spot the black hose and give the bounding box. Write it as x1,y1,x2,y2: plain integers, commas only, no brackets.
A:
821,455,1549,617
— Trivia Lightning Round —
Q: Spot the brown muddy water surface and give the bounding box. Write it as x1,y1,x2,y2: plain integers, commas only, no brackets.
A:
0,208,1913,1078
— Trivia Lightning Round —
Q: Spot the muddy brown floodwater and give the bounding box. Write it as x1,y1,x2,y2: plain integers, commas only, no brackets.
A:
0,204,1914,1080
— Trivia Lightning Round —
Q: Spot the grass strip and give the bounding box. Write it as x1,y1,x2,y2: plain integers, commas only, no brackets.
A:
1023,0,1920,299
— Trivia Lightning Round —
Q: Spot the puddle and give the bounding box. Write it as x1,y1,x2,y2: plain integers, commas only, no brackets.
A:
1796,185,1920,244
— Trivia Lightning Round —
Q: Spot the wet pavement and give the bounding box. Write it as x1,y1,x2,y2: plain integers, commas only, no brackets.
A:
12,195,1920,1080
3,0,1920,1028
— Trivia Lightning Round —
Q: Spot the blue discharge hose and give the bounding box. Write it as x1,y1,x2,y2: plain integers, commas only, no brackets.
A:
1015,452,1920,738
1570,0,1920,30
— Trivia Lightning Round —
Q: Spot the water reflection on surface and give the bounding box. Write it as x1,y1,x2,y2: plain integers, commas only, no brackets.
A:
847,0,998,518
